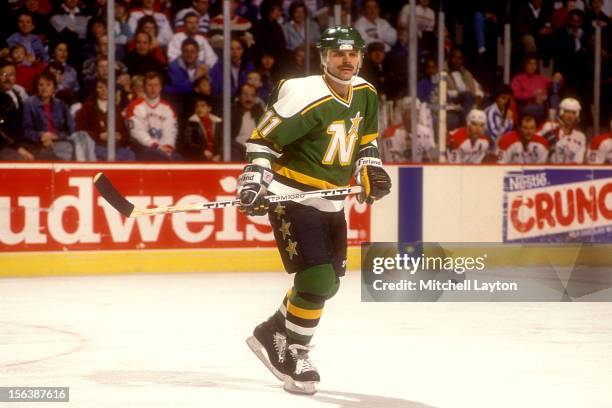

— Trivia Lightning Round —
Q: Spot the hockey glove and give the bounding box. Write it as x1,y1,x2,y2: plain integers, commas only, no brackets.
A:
355,157,392,204
237,164,274,216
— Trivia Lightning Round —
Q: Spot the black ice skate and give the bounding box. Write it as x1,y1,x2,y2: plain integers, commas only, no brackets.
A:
283,343,320,395
246,317,288,381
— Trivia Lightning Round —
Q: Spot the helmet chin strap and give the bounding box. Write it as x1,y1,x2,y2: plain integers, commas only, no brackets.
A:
320,50,362,86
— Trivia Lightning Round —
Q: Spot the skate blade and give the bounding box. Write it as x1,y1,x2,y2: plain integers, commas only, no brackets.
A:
283,377,318,395
246,336,288,382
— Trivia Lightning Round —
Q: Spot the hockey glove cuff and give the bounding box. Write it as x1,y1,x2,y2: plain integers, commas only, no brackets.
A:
237,164,274,216
355,157,392,204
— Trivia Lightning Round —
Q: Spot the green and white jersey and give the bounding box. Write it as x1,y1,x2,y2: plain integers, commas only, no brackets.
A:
246,74,379,211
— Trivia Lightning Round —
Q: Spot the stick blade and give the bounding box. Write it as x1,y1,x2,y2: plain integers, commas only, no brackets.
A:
93,172,135,217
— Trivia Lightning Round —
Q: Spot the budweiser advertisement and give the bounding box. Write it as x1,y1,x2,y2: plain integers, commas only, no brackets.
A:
0,164,371,252
503,169,612,242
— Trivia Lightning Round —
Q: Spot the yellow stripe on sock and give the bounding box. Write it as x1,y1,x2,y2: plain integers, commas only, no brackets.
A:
287,301,323,320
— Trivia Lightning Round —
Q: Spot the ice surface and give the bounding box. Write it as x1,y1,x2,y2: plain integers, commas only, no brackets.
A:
1,271,612,408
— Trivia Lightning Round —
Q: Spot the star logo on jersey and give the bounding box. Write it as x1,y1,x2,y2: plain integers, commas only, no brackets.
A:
279,219,291,240
349,111,362,136
285,239,298,260
274,204,286,219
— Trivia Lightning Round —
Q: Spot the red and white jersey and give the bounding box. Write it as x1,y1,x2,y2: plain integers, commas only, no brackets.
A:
446,127,490,163
539,121,586,164
126,97,178,148
496,131,549,164
587,132,612,164
382,123,435,162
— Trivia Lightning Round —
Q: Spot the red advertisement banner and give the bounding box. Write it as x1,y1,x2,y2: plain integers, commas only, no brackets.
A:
0,164,371,252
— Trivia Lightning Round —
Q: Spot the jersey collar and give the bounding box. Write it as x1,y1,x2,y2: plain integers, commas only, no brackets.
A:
322,75,353,107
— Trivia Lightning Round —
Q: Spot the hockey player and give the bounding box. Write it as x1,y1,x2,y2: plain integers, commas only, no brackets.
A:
497,114,549,163
237,26,391,394
539,97,586,163
446,109,491,163
382,97,436,162
587,120,612,164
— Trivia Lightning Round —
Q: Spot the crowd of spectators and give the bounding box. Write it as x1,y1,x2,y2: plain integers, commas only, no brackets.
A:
0,0,610,164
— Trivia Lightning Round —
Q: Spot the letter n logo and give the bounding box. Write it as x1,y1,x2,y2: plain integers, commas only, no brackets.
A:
323,113,361,166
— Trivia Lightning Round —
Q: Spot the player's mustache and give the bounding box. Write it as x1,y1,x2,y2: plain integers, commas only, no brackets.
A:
339,65,354,69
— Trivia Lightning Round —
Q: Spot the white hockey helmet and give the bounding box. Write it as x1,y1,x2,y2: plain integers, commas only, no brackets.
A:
466,109,486,125
559,98,581,116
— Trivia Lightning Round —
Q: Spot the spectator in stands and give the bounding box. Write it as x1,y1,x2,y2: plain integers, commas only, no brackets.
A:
587,120,612,164
85,0,110,18
552,0,579,30
585,0,611,33
511,54,562,123
540,97,586,163
128,0,173,47
230,83,262,161
7,11,49,63
255,51,279,100
113,0,132,58
22,71,75,160
167,12,218,68
281,44,306,80
397,0,435,55
398,0,435,34
417,57,437,103
446,109,490,163
126,71,181,161
180,94,222,161
165,38,209,97
554,9,590,105
484,84,514,147
283,0,321,51
11,44,46,94
496,114,549,163
46,60,79,108
50,0,91,41
360,41,389,98
50,41,80,97
126,74,145,103
194,75,212,97
314,0,352,29
82,16,107,61
75,78,134,161
12,0,52,42
175,0,212,35
465,1,502,93
0,59,33,160
83,35,129,92
387,27,412,86
354,0,397,52
514,0,554,62
382,96,436,163
208,0,254,49
252,0,288,60
244,71,267,109
445,47,483,131
235,0,260,23
124,31,168,80
209,38,254,98
128,16,168,65
191,75,217,113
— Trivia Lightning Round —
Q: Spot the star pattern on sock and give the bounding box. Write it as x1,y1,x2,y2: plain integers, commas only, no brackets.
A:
274,204,286,219
285,239,298,260
279,219,291,240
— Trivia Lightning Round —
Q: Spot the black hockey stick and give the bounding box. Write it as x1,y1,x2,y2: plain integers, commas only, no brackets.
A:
93,172,362,218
